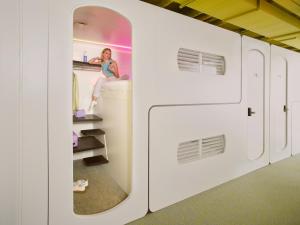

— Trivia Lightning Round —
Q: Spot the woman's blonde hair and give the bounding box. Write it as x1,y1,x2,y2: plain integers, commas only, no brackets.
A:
100,48,112,62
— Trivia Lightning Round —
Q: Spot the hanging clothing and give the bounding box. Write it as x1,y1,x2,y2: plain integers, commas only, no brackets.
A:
72,72,79,112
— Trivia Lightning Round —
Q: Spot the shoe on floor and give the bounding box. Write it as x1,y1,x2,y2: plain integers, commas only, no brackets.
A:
75,179,88,187
73,179,88,192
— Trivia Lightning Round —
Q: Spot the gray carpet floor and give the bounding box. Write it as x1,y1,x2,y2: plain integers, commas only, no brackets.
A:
73,160,128,215
128,154,300,225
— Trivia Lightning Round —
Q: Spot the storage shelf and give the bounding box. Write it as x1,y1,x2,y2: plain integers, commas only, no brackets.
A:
73,136,104,153
83,155,109,166
81,129,105,136
73,60,101,72
73,114,103,123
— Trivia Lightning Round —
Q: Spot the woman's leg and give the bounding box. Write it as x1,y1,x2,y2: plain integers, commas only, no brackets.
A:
89,73,107,111
93,75,107,99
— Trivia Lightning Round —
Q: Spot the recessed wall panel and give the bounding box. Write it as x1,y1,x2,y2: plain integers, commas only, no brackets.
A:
149,105,244,212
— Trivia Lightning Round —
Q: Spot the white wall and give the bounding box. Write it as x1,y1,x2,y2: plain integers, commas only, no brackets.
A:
1,1,49,225
11,0,300,225
21,0,49,224
149,36,271,212
149,104,245,211
148,5,243,211
0,1,20,225
50,0,276,223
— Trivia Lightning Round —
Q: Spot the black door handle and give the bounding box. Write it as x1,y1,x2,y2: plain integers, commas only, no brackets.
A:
248,107,256,116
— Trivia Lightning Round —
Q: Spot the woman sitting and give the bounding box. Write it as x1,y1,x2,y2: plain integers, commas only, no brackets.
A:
88,48,119,110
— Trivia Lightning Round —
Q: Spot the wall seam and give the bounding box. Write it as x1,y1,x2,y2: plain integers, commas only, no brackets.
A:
47,0,50,223
18,0,23,224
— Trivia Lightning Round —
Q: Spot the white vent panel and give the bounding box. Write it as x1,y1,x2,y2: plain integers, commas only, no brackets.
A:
201,135,225,158
202,53,225,75
177,140,200,163
177,48,200,72
178,48,225,75
177,135,225,164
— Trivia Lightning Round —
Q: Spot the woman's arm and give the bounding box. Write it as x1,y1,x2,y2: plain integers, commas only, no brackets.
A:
109,61,120,78
88,57,101,64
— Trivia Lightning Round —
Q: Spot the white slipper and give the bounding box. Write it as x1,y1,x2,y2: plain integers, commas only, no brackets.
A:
73,179,88,192
75,179,88,187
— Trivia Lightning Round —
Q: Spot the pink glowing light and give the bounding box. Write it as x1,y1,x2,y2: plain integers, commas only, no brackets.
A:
74,39,132,50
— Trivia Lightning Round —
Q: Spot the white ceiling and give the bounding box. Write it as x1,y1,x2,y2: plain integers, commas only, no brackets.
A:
73,6,132,47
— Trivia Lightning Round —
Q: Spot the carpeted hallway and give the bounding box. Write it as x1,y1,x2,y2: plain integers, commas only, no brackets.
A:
128,154,300,225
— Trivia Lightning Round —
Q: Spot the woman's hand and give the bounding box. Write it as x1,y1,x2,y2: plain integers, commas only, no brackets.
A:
109,63,115,72
88,57,101,64
109,61,120,78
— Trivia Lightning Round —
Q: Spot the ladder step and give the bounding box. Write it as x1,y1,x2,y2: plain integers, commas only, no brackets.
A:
83,155,109,166
73,136,104,153
81,128,105,136
73,114,103,123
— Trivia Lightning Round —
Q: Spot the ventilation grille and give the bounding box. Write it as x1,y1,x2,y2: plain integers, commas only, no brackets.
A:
201,135,225,158
177,140,200,163
202,53,225,75
177,48,200,72
177,135,225,163
177,48,225,75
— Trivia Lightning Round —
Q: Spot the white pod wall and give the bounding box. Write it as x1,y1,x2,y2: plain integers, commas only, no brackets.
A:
286,51,300,156
3,0,300,224
0,1,22,225
148,7,242,211
49,0,155,225
270,45,292,163
149,35,270,211
0,1,49,225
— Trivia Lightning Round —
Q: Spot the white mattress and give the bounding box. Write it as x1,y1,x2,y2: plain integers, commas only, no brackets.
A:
101,80,132,99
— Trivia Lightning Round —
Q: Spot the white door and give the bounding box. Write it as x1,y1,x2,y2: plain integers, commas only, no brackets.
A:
275,58,288,151
246,50,265,160
270,45,291,163
272,57,288,152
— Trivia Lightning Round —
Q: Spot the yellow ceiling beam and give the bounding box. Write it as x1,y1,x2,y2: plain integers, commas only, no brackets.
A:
158,0,174,7
271,31,300,48
281,38,300,49
226,1,300,37
145,0,300,51
273,0,300,17
173,0,300,38
271,31,300,40
173,0,258,20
